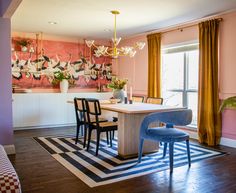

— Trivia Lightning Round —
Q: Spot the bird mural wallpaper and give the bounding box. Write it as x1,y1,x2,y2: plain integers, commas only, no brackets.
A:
11,37,113,91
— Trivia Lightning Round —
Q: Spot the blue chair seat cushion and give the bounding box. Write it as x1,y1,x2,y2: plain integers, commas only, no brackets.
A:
147,127,189,142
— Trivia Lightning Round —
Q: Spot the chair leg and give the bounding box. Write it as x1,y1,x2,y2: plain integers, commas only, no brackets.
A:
79,112,83,136
163,142,168,158
83,124,87,148
186,139,191,167
138,138,144,163
81,124,84,136
75,124,80,144
96,130,101,156
110,131,112,147
86,128,92,151
106,131,109,145
169,142,174,173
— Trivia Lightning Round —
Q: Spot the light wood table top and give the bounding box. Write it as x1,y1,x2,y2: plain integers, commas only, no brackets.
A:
100,102,185,114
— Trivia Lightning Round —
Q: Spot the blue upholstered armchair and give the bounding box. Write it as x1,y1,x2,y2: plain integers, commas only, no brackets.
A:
138,109,192,173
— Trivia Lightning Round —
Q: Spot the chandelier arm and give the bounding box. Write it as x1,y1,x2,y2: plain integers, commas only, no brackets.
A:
114,12,117,46
101,48,126,57
85,10,145,58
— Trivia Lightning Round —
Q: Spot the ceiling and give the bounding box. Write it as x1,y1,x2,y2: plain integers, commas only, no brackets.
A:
12,0,236,39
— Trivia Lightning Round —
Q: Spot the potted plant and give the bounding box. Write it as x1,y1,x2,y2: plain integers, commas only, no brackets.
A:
16,38,31,52
219,96,236,112
52,71,74,93
107,77,128,102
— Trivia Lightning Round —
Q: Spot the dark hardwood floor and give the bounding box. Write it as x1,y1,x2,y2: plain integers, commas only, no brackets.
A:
9,127,236,193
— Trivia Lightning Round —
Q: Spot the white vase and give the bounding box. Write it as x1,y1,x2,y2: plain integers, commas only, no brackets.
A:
60,79,69,93
113,89,125,103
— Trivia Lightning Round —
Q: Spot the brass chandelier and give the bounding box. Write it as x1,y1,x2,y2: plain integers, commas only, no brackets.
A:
85,10,145,58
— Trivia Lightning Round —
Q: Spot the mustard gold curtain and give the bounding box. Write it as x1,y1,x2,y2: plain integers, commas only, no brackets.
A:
198,19,221,146
147,33,161,98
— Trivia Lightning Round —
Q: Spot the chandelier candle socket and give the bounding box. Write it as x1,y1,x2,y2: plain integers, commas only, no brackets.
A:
85,10,145,58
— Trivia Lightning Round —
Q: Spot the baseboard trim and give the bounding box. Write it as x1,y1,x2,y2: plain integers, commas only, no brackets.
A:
4,144,16,155
181,129,236,148
220,137,236,148
13,123,76,130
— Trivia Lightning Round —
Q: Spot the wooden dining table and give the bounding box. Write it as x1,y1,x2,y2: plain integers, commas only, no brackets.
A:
100,102,185,158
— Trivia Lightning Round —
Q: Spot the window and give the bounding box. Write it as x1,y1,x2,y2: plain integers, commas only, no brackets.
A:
162,43,199,126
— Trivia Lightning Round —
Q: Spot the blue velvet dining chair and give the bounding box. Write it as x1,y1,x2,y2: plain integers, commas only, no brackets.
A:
138,109,192,173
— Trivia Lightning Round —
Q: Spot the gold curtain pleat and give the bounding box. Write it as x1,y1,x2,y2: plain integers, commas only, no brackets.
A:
198,19,222,146
147,33,161,98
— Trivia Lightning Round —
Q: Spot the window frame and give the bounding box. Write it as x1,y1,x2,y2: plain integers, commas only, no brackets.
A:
161,42,199,126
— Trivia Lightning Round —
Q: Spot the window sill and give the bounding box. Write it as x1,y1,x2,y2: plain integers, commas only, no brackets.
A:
176,125,197,132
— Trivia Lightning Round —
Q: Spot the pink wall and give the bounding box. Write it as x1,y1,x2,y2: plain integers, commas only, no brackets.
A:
117,11,236,141
219,12,236,99
118,36,148,95
0,17,14,145
219,12,236,140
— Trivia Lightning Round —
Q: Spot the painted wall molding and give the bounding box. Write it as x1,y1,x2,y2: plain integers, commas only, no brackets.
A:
219,92,236,99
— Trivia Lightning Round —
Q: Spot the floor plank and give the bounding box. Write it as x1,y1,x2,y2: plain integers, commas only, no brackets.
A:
9,127,236,193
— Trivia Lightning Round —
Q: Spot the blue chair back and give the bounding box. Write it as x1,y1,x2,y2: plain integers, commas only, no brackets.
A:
140,109,192,137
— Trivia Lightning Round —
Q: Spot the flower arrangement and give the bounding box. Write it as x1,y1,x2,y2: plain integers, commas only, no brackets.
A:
51,71,75,86
107,77,128,90
16,38,32,47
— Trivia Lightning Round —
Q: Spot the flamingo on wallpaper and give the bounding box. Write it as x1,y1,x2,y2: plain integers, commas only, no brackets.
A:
52,54,69,71
24,53,41,80
67,53,80,80
71,55,87,80
11,51,22,80
104,63,112,81
72,63,85,80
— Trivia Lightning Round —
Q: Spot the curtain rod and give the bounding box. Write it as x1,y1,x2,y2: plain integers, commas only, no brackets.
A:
123,16,224,40
160,18,223,35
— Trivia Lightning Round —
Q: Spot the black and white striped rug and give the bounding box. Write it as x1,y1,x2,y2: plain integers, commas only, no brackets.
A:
34,136,224,187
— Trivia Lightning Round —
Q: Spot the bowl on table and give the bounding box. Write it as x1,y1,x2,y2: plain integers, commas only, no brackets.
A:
109,98,120,104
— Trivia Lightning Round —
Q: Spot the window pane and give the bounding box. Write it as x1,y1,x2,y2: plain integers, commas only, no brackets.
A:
187,92,198,126
161,45,199,129
162,52,184,90
188,50,199,90
162,91,183,107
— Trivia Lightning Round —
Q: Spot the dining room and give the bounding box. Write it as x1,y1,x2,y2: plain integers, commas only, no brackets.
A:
1,0,236,193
